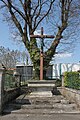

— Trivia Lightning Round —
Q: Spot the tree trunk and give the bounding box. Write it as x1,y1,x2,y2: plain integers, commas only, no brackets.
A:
33,67,40,80
33,67,47,80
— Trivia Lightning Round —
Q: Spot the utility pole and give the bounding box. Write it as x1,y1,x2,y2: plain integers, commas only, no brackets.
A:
30,27,54,80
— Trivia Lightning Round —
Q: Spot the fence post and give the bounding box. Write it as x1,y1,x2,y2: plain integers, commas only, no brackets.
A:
62,74,64,87
13,71,21,87
0,66,5,114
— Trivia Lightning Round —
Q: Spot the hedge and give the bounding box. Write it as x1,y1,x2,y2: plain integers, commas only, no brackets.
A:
64,71,80,90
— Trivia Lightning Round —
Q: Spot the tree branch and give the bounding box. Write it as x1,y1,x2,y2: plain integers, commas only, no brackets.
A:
8,1,27,22
32,1,54,33
19,0,24,9
33,2,42,28
7,1,23,36
32,0,40,18
44,0,73,64
0,0,8,7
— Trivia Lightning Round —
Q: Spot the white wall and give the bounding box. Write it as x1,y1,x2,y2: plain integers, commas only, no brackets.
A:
52,63,80,79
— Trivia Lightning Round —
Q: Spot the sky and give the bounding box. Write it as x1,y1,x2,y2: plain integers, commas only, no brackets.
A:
0,16,80,64
0,19,25,51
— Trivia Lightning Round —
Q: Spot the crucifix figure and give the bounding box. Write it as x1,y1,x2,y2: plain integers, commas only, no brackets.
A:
30,27,54,80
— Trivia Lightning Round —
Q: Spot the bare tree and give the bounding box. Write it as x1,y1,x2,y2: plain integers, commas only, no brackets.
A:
0,0,80,79
0,46,28,68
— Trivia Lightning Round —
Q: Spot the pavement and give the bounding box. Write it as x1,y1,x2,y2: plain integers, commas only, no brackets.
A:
0,113,80,120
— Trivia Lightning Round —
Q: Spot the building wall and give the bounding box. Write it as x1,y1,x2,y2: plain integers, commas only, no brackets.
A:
16,65,33,81
16,63,80,80
16,64,53,80
52,63,80,79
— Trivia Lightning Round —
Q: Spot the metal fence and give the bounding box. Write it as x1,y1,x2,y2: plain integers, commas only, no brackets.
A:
4,70,20,90
16,65,53,80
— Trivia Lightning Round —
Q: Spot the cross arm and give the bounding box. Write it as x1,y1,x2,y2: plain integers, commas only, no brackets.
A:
30,35,54,39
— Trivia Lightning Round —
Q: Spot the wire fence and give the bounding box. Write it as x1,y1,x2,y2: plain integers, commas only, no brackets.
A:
4,68,61,91
4,70,20,90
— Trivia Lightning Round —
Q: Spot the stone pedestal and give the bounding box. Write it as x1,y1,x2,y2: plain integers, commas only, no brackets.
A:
27,80,56,92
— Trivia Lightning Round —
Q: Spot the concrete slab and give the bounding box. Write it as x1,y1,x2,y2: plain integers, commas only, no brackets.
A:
29,91,52,97
28,84,55,87
27,80,56,84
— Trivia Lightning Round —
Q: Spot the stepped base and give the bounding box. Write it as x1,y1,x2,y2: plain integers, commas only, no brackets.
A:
3,93,80,115
29,91,52,97
3,83,80,115
27,80,55,91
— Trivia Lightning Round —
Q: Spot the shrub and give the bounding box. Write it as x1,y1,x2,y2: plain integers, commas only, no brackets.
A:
64,71,80,90
55,79,62,87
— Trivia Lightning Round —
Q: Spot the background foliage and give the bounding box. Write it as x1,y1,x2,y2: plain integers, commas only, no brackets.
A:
0,46,28,68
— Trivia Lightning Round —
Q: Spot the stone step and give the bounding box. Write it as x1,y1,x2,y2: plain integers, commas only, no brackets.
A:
7,102,77,110
3,103,79,114
12,96,70,105
29,91,52,97
22,103,77,110
4,107,80,115
3,91,80,114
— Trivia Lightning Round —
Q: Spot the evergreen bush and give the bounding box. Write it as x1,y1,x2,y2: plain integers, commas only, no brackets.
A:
64,71,80,90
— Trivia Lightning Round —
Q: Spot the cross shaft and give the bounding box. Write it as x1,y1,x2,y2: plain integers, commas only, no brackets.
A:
30,27,54,80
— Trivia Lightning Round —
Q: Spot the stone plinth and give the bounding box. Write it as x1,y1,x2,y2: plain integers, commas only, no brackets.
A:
27,80,56,91
29,91,52,97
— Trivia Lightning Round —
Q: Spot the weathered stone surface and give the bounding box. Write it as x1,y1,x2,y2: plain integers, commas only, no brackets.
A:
61,99,70,104
3,90,80,114
59,87,80,107
29,91,52,97
1,113,80,120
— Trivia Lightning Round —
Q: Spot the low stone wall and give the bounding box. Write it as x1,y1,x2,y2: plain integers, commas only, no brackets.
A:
3,88,20,105
0,88,21,114
59,87,80,107
0,64,22,114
